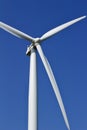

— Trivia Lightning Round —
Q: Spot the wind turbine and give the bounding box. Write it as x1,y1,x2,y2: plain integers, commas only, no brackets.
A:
0,15,86,130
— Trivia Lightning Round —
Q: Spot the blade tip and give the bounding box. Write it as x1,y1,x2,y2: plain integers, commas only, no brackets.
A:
67,125,70,130
83,15,86,18
81,15,87,19
0,21,4,27
66,122,70,130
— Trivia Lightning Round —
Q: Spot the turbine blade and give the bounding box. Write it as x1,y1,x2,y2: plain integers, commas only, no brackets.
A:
40,16,86,41
0,22,35,42
36,43,70,130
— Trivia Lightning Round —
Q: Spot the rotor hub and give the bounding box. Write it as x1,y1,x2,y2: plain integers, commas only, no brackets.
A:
26,38,40,56
34,38,40,43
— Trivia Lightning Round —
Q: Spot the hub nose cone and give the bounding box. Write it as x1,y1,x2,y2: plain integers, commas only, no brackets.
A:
34,38,40,43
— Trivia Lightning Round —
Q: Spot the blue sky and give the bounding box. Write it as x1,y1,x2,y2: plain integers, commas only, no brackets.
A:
0,0,87,130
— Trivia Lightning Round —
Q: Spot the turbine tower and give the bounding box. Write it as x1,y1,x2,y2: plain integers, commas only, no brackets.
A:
0,16,86,130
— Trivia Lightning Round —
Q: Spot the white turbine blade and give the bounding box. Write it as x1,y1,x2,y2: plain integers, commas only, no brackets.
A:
0,22,35,42
40,16,86,41
36,44,70,130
